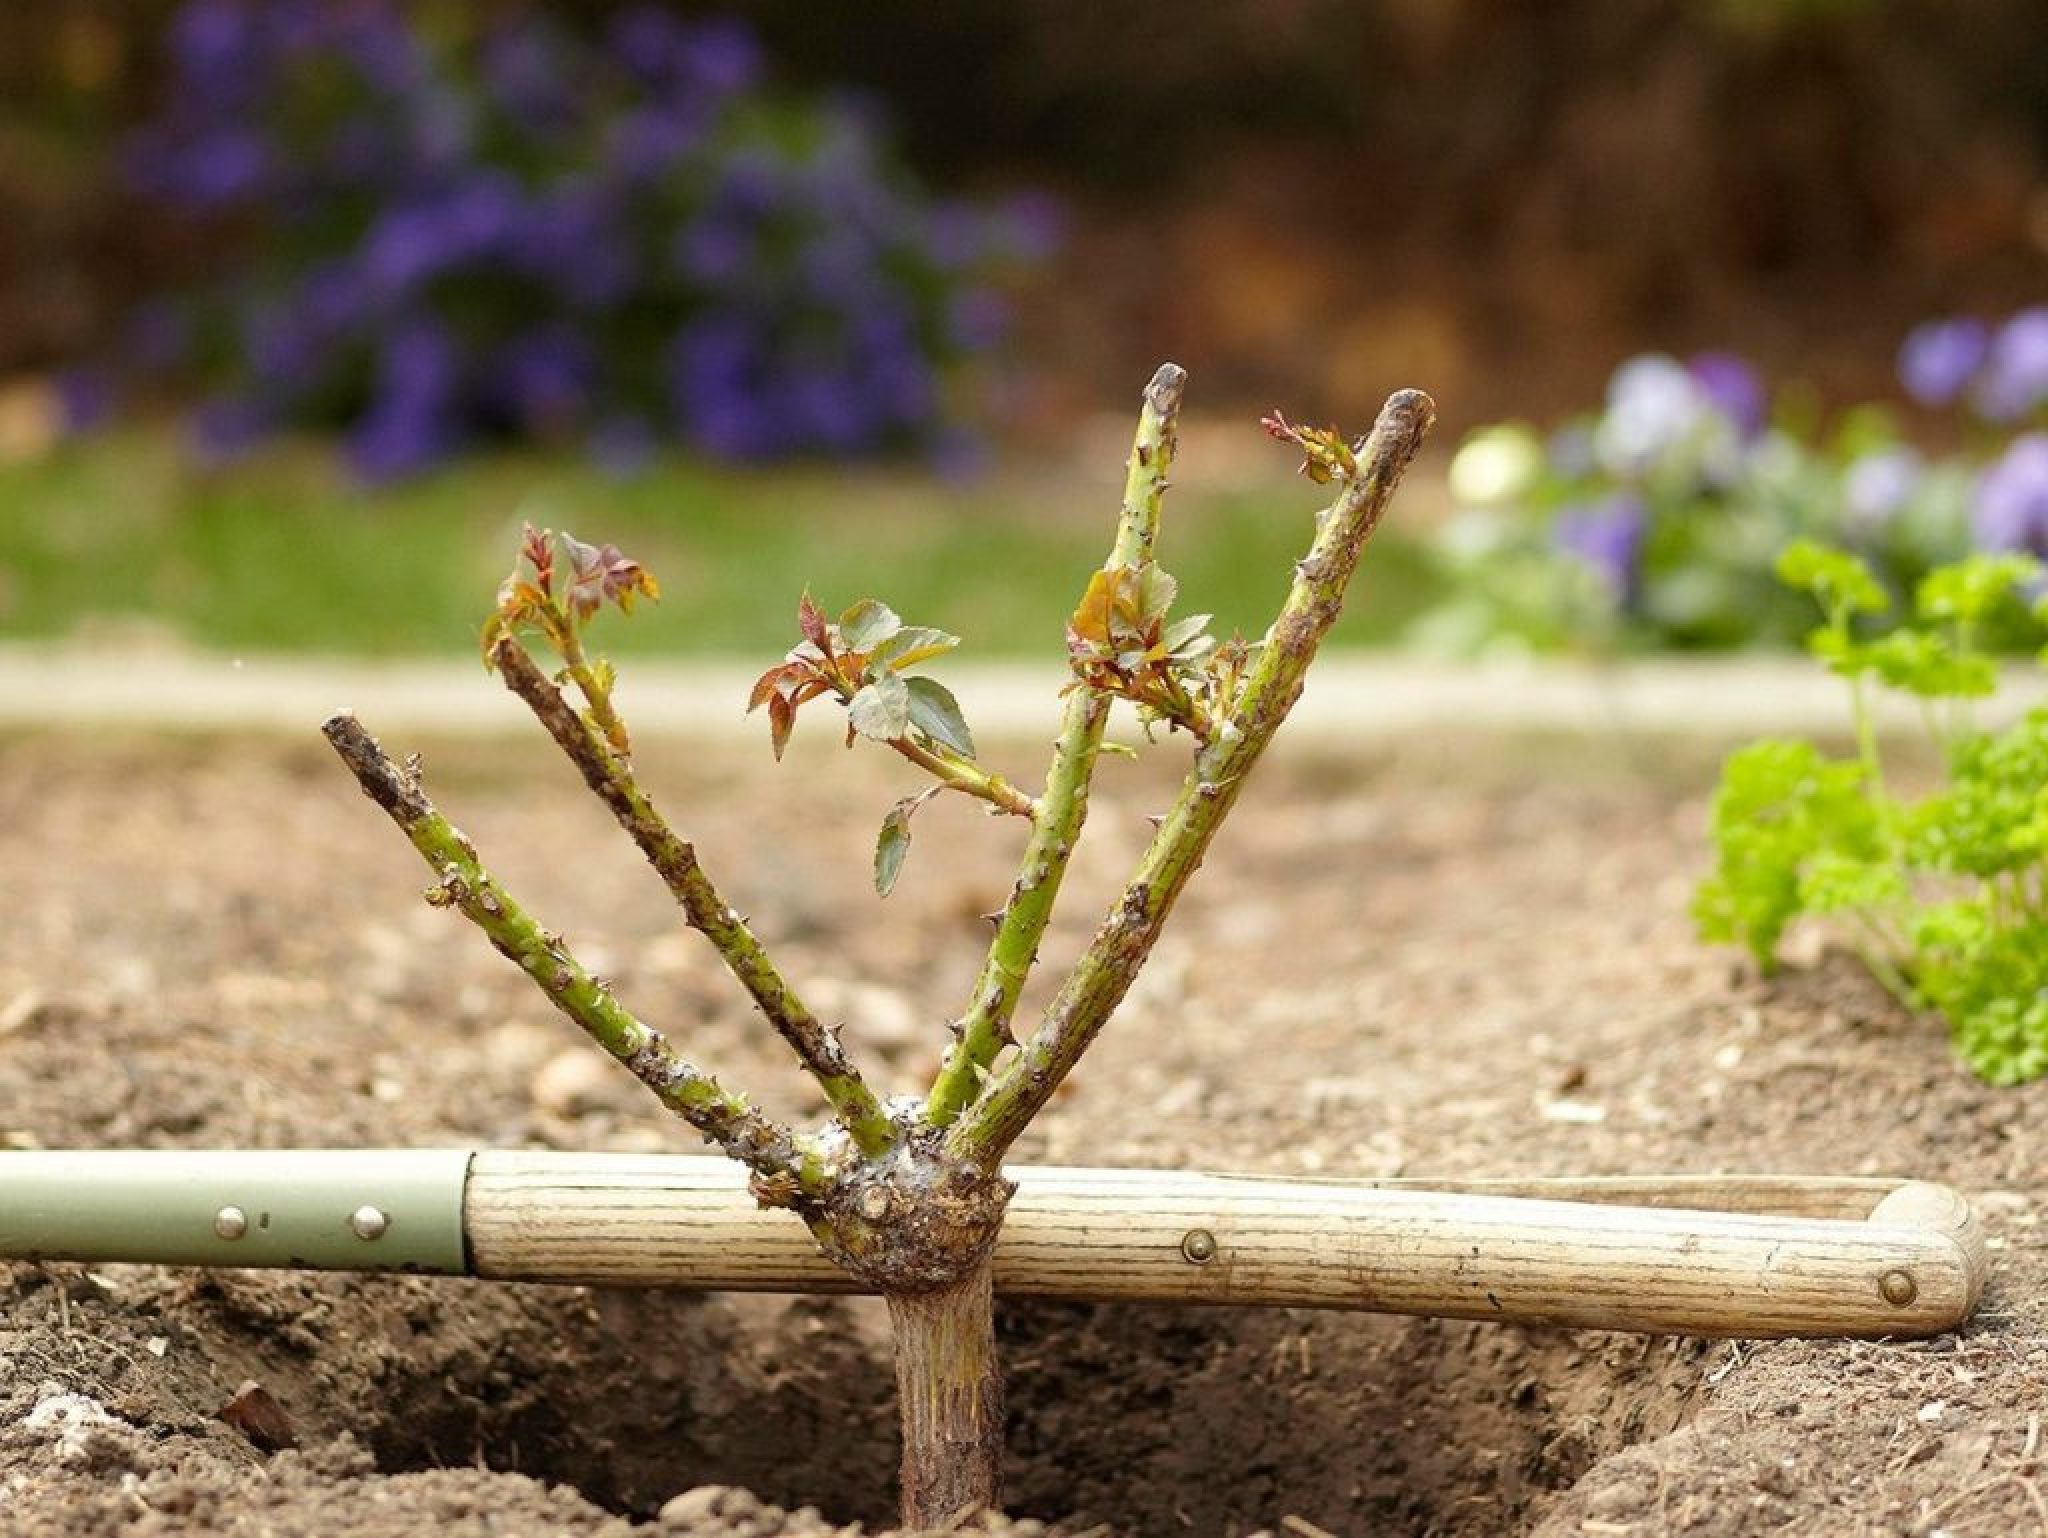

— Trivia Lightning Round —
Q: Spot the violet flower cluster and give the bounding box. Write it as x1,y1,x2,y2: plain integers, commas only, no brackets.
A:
1898,310,2048,561
88,2,1052,477
1425,320,2048,654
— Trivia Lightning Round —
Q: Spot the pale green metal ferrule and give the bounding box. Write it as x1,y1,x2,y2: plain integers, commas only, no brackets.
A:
0,1149,474,1275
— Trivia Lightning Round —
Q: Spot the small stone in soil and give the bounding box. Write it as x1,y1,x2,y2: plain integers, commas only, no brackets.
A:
530,1047,626,1117
659,1484,780,1530
217,1379,296,1451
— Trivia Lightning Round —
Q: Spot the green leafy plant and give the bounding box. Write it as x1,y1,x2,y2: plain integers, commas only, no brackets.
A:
1695,539,2048,1082
323,366,1434,1523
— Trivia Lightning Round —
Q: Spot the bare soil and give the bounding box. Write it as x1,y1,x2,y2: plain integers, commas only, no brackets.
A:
0,725,2042,1537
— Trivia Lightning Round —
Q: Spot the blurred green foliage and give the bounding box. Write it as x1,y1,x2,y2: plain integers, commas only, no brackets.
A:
0,432,1437,656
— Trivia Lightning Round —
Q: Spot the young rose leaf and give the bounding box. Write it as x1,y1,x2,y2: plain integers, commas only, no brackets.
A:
562,533,658,621
1261,410,1358,483
768,690,797,761
1162,612,1213,657
848,670,912,741
798,591,834,660
904,675,975,757
480,611,509,668
872,625,961,671
748,665,791,713
1070,568,1120,647
874,797,921,897
520,523,555,594
1135,563,1178,624
839,599,903,652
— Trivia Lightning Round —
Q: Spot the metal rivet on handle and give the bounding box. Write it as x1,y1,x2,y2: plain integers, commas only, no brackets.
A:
1879,1269,1918,1307
1180,1228,1217,1264
213,1206,248,1241
349,1205,390,1241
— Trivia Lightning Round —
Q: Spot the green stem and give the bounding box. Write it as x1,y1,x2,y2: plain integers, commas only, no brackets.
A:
949,388,1435,1166
887,735,1038,820
1846,911,1919,1011
1850,672,1888,809
322,712,818,1197
923,363,1187,1129
494,641,897,1158
554,613,631,756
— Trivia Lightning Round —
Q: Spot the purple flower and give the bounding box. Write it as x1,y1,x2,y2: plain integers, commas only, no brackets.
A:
1973,434,2048,557
611,104,704,184
784,370,872,450
606,8,693,83
853,308,936,426
608,9,759,97
519,181,634,307
328,7,423,95
1973,308,2048,423
714,154,784,221
107,1,1047,472
677,18,762,95
1555,494,1647,599
997,191,1066,263
1841,447,1924,535
346,397,452,481
361,206,450,296
667,316,771,456
799,234,883,308
53,371,114,434
1596,355,1707,476
371,319,461,419
1687,351,1766,439
130,127,272,210
925,203,985,273
481,22,577,127
361,175,519,296
1898,318,1991,408
674,219,752,285
167,0,270,102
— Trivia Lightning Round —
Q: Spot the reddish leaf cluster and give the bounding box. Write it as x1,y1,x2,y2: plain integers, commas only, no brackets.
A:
481,523,659,663
749,593,963,761
1261,409,1358,485
1064,563,1224,740
563,534,658,622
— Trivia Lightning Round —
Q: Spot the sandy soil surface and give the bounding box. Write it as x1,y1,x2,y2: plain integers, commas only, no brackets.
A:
0,723,2041,1537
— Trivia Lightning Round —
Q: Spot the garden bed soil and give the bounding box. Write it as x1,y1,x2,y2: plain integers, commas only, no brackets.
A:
0,725,2042,1537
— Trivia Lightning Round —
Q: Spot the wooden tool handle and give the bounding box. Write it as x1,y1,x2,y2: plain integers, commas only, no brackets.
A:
465,1154,1987,1339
